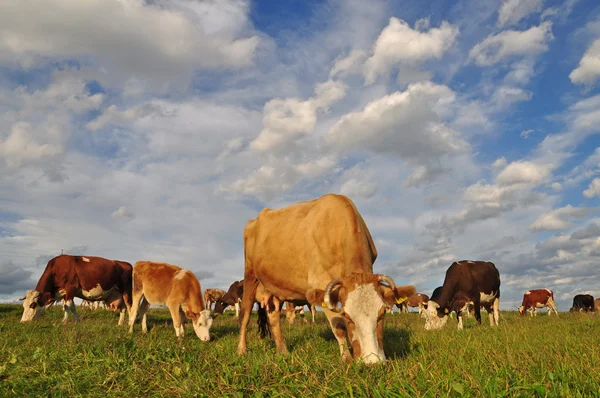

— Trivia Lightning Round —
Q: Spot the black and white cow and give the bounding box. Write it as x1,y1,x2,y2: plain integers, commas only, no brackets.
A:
570,294,595,312
424,260,500,330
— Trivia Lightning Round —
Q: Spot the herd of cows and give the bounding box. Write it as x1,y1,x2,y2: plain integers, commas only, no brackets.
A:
16,194,600,364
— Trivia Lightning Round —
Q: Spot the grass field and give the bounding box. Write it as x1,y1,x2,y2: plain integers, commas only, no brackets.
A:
1,304,599,397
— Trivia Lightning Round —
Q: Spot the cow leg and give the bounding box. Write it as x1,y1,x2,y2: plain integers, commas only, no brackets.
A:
310,304,316,323
457,313,464,330
473,299,482,324
238,276,259,355
323,308,352,362
234,302,240,318
128,291,145,333
178,308,186,337
533,307,537,317
267,298,287,354
67,299,79,323
169,303,184,338
139,298,151,333
492,297,500,326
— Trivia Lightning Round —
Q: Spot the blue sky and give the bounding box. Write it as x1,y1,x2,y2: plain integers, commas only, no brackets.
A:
1,0,600,311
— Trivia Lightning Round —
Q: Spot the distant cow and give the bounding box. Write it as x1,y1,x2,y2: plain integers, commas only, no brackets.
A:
518,289,558,316
595,298,600,313
284,301,316,324
425,260,500,330
204,288,226,311
128,261,212,341
214,280,244,318
237,194,415,364
20,255,132,325
570,294,595,312
404,293,429,316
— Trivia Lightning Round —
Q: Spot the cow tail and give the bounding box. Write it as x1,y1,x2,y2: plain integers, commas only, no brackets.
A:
257,306,271,338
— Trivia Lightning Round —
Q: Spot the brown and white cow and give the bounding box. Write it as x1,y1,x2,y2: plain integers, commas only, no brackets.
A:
518,289,558,316
400,293,429,317
20,255,132,325
424,260,500,330
204,288,226,311
237,194,415,364
128,261,212,341
213,280,244,318
284,301,316,324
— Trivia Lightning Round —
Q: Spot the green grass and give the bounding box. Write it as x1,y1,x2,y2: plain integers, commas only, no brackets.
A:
1,305,599,397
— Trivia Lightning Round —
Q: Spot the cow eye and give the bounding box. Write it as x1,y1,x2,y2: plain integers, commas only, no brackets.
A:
29,302,37,309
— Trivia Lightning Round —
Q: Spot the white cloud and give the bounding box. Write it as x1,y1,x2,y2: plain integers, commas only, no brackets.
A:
520,129,535,138
469,22,553,66
0,122,63,170
493,86,533,106
250,80,347,154
583,178,600,198
0,0,259,83
111,206,135,222
497,0,544,27
496,161,552,186
340,178,378,198
529,205,595,231
329,50,366,79
364,18,459,84
570,39,600,86
327,82,467,163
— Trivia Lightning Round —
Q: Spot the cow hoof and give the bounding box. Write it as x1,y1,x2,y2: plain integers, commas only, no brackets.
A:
341,351,352,363
237,347,247,356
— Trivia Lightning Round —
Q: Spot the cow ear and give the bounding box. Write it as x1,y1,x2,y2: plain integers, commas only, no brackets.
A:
19,296,26,301
306,289,325,306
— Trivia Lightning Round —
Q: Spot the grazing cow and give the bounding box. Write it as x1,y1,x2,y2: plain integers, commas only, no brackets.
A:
214,280,244,318
128,261,212,340
204,288,227,311
406,293,429,317
570,294,595,312
425,260,500,330
284,301,316,324
518,289,558,316
237,194,415,364
20,255,132,325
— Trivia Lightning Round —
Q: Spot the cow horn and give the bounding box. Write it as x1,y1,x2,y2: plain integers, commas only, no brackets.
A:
324,278,343,313
19,296,26,301
377,274,397,292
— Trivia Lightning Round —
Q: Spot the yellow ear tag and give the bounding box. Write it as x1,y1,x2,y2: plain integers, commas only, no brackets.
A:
444,308,449,314
321,302,327,308
395,297,408,305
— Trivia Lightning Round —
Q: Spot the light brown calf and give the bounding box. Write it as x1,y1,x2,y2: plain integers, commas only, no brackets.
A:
204,288,226,311
128,261,212,341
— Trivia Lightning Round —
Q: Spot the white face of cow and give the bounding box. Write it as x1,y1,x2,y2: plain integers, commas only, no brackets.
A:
424,301,448,330
20,290,45,322
342,284,386,365
192,310,213,342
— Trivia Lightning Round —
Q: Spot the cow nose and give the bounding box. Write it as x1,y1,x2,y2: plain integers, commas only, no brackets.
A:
202,336,210,342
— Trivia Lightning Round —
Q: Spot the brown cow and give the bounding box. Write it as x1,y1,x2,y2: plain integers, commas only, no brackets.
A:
128,261,212,341
425,260,500,330
595,298,600,313
20,255,132,325
204,288,226,311
237,194,415,364
518,289,558,316
214,280,244,317
396,293,429,316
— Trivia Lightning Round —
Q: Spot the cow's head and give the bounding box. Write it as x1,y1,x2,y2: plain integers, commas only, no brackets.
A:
186,309,213,342
307,273,415,365
19,290,46,322
424,301,450,330
213,299,228,316
517,305,525,315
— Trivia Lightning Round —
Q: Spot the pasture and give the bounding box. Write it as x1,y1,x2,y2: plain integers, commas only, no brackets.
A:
1,305,599,397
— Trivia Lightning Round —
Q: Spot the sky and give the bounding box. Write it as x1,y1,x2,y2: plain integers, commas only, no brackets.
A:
1,0,600,311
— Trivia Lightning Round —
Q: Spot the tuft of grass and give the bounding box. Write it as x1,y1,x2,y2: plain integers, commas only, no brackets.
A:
1,305,599,397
